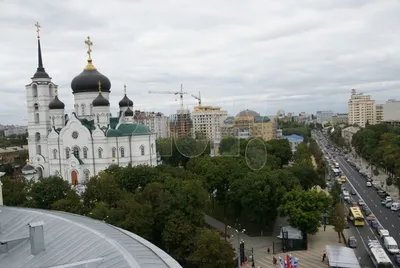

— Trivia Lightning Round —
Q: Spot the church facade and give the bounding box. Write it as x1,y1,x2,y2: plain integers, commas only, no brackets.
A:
23,25,158,184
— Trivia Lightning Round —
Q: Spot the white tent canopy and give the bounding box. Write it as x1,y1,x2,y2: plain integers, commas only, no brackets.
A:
326,245,360,268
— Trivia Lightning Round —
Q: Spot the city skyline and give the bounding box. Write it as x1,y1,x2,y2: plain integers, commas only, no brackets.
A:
1,0,400,124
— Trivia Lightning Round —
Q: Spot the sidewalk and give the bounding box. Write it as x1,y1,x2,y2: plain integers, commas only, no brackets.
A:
205,215,348,268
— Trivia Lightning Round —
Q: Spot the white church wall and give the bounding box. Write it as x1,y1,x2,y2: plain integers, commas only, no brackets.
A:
74,92,110,117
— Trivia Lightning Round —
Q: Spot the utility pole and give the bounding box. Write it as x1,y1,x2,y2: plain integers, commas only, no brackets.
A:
228,225,246,268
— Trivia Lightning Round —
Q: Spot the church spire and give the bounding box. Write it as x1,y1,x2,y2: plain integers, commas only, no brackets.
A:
33,22,50,79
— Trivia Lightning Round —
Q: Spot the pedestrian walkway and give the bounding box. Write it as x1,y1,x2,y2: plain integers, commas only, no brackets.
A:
205,215,349,268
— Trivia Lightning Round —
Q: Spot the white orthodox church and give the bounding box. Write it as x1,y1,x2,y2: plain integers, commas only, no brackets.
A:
22,25,158,184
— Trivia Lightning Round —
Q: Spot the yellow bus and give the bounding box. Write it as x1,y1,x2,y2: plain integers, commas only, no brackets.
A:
349,206,365,226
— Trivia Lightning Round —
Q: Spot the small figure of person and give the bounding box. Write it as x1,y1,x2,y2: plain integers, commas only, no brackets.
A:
273,255,277,265
267,247,270,254
322,250,326,262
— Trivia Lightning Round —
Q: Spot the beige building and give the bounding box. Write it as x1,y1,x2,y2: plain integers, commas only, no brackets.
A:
191,105,228,141
220,109,276,141
134,110,169,138
375,104,384,124
332,113,348,125
348,89,376,127
383,99,400,125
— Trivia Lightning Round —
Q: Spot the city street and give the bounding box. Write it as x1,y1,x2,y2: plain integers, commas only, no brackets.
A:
315,132,400,267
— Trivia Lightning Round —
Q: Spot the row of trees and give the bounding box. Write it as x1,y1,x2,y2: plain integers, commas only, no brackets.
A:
280,121,311,142
352,124,400,189
1,165,235,267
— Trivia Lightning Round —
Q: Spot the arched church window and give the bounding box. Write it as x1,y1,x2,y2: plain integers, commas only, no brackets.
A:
97,114,100,124
53,149,57,159
98,147,103,158
52,116,55,126
49,84,54,98
151,143,154,154
34,103,39,111
35,132,40,141
73,146,80,159
83,147,88,159
32,84,38,98
112,147,116,158
140,145,145,156
81,104,85,115
66,147,70,159
120,147,125,158
37,145,41,155
35,113,39,124
84,169,90,181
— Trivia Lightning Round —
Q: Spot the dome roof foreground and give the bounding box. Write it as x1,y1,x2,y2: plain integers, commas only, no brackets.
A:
49,95,65,110
71,67,111,94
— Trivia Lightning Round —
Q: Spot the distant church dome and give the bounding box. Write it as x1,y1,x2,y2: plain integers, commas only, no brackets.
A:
48,95,65,110
92,93,110,107
119,94,133,107
124,107,134,116
236,109,260,117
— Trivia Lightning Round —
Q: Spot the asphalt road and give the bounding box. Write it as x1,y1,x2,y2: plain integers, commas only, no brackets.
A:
314,133,399,267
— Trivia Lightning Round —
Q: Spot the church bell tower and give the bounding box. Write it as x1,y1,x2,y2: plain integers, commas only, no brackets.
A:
25,22,57,178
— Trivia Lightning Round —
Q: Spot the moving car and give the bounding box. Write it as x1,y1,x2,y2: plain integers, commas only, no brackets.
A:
348,236,357,248
385,201,393,208
358,200,365,206
395,254,400,265
350,190,356,195
384,236,399,254
371,220,380,229
378,229,390,238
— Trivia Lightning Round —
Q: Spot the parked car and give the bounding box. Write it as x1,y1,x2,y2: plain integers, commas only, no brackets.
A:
391,203,400,211
378,229,390,238
350,190,356,195
364,209,372,216
367,181,372,187
382,199,389,205
386,201,393,208
348,236,357,248
371,220,380,229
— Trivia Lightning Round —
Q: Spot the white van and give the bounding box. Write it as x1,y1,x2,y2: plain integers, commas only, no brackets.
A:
383,236,399,254
391,203,400,211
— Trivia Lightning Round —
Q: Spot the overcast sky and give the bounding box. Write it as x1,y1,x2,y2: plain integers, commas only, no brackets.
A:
1,0,400,125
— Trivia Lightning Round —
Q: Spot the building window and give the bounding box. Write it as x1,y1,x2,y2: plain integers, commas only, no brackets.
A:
35,132,40,141
84,169,90,181
120,147,125,157
66,147,70,159
98,147,103,158
73,146,79,158
53,149,57,159
81,104,85,115
151,143,154,154
112,147,116,158
35,113,39,124
140,145,145,156
37,145,41,155
83,147,88,159
52,117,55,126
34,103,39,111
32,85,38,97
97,114,100,123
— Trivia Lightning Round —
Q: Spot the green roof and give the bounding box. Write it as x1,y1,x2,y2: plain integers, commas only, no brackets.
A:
78,118,96,132
110,117,119,130
254,116,271,123
106,123,151,137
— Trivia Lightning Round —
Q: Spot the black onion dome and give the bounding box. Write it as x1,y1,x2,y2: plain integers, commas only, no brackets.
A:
22,163,35,172
71,68,111,94
33,39,50,79
119,94,133,107
92,93,110,107
124,107,134,116
49,95,65,110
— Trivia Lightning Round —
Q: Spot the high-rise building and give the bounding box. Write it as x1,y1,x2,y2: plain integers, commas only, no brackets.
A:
191,105,227,141
316,110,333,124
375,104,384,124
382,99,400,126
348,89,376,127
134,111,169,139
169,109,192,138
332,113,348,125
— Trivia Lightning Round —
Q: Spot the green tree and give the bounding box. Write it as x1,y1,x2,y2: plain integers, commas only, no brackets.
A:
219,136,239,155
51,190,85,214
188,228,235,268
331,203,346,243
1,176,28,206
279,188,332,235
290,165,325,190
28,176,71,209
330,181,342,206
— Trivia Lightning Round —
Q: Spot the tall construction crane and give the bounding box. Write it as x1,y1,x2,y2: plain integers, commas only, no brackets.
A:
149,84,188,112
191,91,201,106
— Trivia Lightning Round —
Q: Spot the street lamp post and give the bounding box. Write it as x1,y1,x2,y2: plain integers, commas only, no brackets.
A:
228,225,246,268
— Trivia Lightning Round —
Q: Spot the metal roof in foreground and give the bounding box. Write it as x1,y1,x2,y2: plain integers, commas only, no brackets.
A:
0,206,182,268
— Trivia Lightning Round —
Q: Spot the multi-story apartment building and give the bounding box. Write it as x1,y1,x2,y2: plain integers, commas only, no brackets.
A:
375,104,384,124
191,105,227,141
4,126,28,136
220,109,276,141
348,89,376,127
332,113,348,125
134,110,169,139
382,99,400,126
316,110,333,124
169,109,192,138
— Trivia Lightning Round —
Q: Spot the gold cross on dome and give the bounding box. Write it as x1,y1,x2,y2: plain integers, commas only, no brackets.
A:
84,36,93,61
35,22,41,39
124,84,127,95
98,80,102,93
